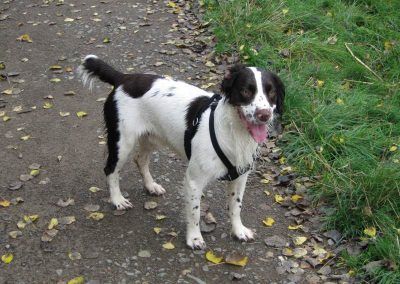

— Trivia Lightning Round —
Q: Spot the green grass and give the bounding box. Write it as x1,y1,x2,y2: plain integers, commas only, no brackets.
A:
204,0,400,282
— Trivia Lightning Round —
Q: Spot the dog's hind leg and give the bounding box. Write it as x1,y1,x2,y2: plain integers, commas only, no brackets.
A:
134,136,166,195
227,172,255,241
184,163,209,250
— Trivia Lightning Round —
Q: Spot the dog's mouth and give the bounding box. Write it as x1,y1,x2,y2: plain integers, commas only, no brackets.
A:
237,109,268,143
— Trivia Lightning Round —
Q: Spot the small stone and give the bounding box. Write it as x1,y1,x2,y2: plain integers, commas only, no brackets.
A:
317,265,332,275
19,174,33,182
264,235,287,248
8,181,23,190
39,177,50,185
144,201,157,210
230,272,245,281
323,230,342,243
307,275,321,284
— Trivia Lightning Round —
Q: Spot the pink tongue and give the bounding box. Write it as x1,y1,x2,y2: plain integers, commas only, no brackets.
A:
247,123,268,143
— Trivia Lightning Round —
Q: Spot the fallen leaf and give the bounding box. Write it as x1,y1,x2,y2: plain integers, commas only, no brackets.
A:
205,61,215,67
263,190,270,196
205,251,223,264
293,247,308,258
8,231,22,239
48,218,58,230
103,37,110,43
225,253,248,267
291,194,303,202
17,220,26,229
88,186,102,193
23,215,39,223
263,217,275,227
153,227,161,234
364,226,376,238
41,229,58,242
3,116,10,122
162,242,175,250
43,102,53,109
67,276,85,284
155,214,167,220
59,216,76,225
293,236,307,246
17,34,33,43
326,35,338,45
20,135,31,141
274,194,284,204
316,80,325,88
144,201,158,210
88,212,104,221
68,251,82,260
30,169,40,176
76,111,87,118
59,111,70,117
50,78,61,83
336,98,344,105
288,224,303,230
49,65,62,70
64,91,76,96
1,253,13,264
282,248,294,256
84,204,100,212
260,179,270,184
389,145,397,152
64,18,74,22
57,198,75,207
0,199,11,207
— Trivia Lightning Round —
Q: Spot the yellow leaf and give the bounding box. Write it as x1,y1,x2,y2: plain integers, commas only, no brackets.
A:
263,217,275,227
60,111,70,117
162,242,175,250
317,80,325,88
389,145,397,152
64,18,75,22
76,111,87,118
282,8,289,15
239,45,245,51
20,135,31,141
17,220,26,229
30,169,40,176
336,98,344,105
225,254,248,267
153,227,161,234
205,61,215,67
288,224,303,230
88,212,104,221
43,102,53,109
167,1,177,8
50,78,61,83
67,276,85,284
23,215,39,222
88,186,102,193
0,199,11,207
312,246,327,256
1,253,13,264
293,236,307,245
279,156,286,164
274,194,284,204
384,41,393,51
48,218,58,230
293,247,308,258
103,37,110,43
291,194,303,203
17,34,33,43
282,248,293,256
155,214,167,220
2,88,13,95
364,226,376,237
49,65,62,70
260,179,269,184
3,115,11,122
263,190,270,196
205,251,223,264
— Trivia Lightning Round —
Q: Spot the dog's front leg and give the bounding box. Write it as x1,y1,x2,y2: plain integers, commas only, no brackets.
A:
183,165,208,250
228,172,255,241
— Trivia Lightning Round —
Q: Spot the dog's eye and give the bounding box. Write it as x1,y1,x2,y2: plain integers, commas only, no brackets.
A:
241,89,252,98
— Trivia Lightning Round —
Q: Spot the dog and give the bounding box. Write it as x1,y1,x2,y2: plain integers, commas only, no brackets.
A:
78,55,285,249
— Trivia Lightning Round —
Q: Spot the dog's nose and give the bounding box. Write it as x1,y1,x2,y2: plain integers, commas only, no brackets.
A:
255,108,272,123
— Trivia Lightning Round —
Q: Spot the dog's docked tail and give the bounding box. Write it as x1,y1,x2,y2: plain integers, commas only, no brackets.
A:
78,55,124,90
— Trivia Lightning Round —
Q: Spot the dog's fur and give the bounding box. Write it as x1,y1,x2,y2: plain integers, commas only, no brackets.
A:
78,55,285,249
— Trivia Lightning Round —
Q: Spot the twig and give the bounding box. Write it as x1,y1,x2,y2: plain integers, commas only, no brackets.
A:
344,43,383,81
343,79,374,85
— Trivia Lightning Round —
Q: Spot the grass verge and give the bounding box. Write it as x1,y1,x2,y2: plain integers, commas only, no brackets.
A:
204,0,400,282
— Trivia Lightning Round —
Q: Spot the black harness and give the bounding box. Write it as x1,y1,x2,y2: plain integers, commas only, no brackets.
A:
184,94,252,181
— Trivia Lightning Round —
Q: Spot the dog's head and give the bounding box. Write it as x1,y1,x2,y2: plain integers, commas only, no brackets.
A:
221,64,285,143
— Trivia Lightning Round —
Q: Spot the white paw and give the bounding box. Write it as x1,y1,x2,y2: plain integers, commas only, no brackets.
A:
145,182,166,195
232,225,255,242
186,235,206,250
111,195,133,210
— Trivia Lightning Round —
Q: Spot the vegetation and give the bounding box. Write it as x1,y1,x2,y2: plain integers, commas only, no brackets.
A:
205,0,400,282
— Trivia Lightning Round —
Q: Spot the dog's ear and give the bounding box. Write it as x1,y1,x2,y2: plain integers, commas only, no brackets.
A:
221,64,246,95
272,73,285,116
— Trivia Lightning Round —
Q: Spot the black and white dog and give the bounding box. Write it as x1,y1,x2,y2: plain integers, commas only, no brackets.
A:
78,55,285,249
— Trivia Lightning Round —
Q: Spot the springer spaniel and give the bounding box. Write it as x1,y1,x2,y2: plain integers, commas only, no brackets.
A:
78,55,285,249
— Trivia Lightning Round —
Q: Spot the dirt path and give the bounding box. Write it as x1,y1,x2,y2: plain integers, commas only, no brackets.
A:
0,1,351,283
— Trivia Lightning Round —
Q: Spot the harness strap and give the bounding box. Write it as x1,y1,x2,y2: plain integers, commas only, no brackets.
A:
184,94,252,181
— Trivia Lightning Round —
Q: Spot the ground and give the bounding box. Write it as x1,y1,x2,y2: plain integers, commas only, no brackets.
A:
1,1,351,283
